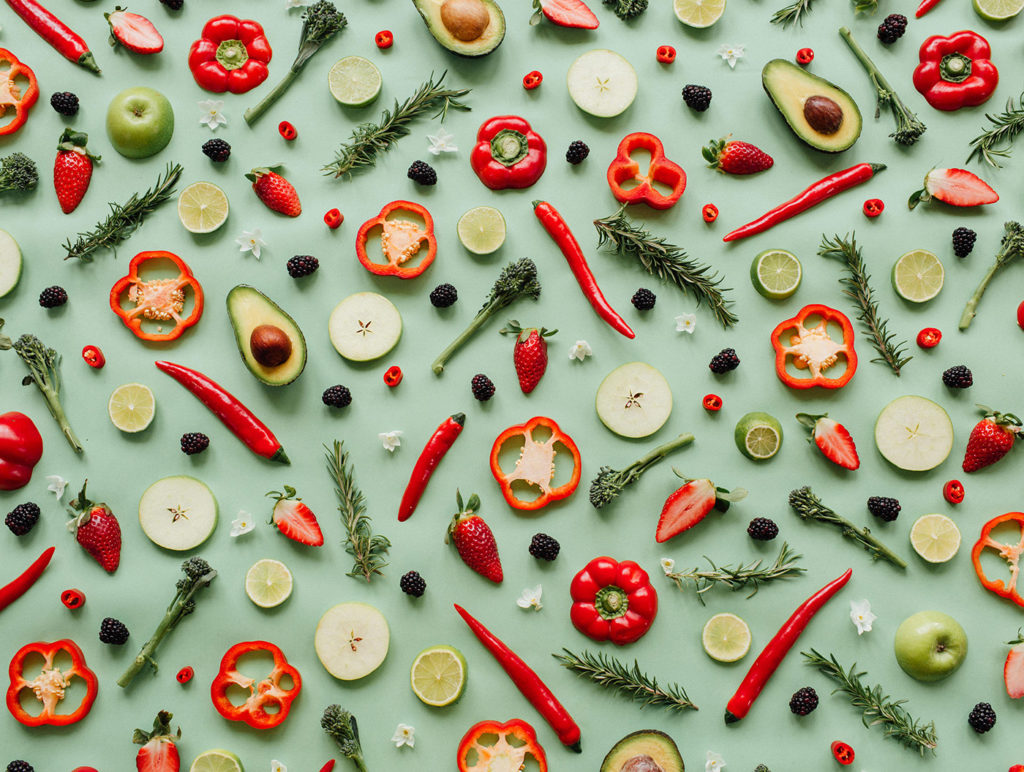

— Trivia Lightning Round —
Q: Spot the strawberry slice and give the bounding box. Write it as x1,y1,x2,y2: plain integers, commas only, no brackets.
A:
909,168,998,209
531,0,600,28
133,710,180,772
797,413,860,470
1006,636,1024,699
106,8,164,55
656,477,748,543
267,486,324,546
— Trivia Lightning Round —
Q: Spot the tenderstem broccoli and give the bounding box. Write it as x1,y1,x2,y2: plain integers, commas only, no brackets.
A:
589,433,695,508
321,705,368,772
6,332,82,452
0,153,38,193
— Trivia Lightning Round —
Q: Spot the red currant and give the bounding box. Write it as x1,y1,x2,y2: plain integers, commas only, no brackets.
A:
797,48,815,65
384,365,403,387
916,328,942,348
943,479,965,504
278,121,297,141
830,740,855,765
61,588,85,610
324,208,343,229
702,203,719,223
702,394,723,411
862,198,884,217
375,30,393,49
523,71,543,90
656,45,676,64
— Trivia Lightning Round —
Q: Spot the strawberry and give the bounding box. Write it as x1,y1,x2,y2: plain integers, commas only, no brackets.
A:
1005,631,1024,699
133,710,180,772
702,136,774,175
54,129,99,214
67,481,121,573
500,320,555,394
530,0,599,29
446,491,502,582
106,8,164,54
909,168,999,209
267,485,324,546
656,477,747,543
963,406,1021,473
797,413,860,470
246,167,302,217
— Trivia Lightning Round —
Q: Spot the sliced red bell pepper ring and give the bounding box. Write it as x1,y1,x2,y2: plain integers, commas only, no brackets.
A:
0,49,39,136
913,31,998,111
569,556,658,645
771,304,857,389
210,641,301,730
6,639,98,727
188,15,273,94
972,512,1024,609
606,132,686,210
109,251,204,342
355,200,437,279
489,416,581,511
470,116,547,190
457,719,548,772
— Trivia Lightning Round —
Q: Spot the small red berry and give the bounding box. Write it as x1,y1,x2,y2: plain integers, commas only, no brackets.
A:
384,365,403,387
278,121,297,141
916,327,942,348
1017,300,1024,330
943,479,965,504
375,30,393,49
702,203,719,223
656,45,676,64
702,393,723,411
863,198,884,217
176,666,194,684
830,740,855,765
523,71,543,90
61,588,85,610
81,345,105,368
797,48,815,65
324,208,343,229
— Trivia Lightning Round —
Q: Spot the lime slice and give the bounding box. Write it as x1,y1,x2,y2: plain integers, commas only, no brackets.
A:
410,644,467,706
973,0,1024,20
190,749,244,772
567,49,638,118
328,56,382,107
674,0,726,27
245,558,293,608
892,249,943,303
910,514,961,563
108,383,155,433
751,249,801,299
177,182,229,234
734,411,783,460
874,395,953,472
702,612,751,662
457,206,506,255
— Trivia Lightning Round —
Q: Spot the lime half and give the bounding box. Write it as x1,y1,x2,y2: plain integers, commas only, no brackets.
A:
108,383,155,433
457,206,506,255
674,0,726,27
751,249,801,299
245,558,293,608
892,249,943,303
910,514,961,563
734,411,783,461
178,182,229,234
410,644,467,706
702,613,751,662
328,56,382,107
190,750,244,772
973,0,1024,19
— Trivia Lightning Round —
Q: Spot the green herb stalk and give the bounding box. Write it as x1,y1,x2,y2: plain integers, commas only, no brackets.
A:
325,441,390,581
789,486,906,568
959,221,1024,330
589,434,694,509
554,648,697,712
7,332,82,452
665,542,805,602
321,706,368,772
966,92,1024,167
771,0,816,27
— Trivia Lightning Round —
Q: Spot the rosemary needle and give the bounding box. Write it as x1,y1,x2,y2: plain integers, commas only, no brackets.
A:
665,542,805,602
554,648,698,712
324,441,390,581
771,0,816,27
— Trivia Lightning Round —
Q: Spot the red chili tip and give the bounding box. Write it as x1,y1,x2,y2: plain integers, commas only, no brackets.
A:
523,71,543,90
830,740,855,765
324,208,343,229
375,30,393,49
862,198,884,218
60,588,86,610
81,345,105,368
176,666,194,684
943,479,965,504
702,393,723,411
796,47,815,65
319,761,337,772
278,121,297,141
656,45,676,64
916,327,942,348
384,365,403,387
702,204,719,223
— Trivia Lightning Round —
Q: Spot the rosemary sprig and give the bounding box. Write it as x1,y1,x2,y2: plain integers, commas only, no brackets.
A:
63,163,182,261
789,486,906,568
665,542,805,602
966,92,1024,168
323,72,470,178
554,649,698,712
771,0,815,27
594,207,737,328
803,649,938,754
818,233,911,375
960,221,1024,330
324,441,390,581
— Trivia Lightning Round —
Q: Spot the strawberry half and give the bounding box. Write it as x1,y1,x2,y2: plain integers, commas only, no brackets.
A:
106,8,164,55
797,413,860,470
247,167,302,217
1005,634,1024,699
133,710,181,772
267,485,324,546
67,481,121,573
447,491,502,582
702,136,774,175
963,405,1021,473
54,129,99,214
501,320,555,394
530,0,600,28
909,168,998,209
656,476,748,543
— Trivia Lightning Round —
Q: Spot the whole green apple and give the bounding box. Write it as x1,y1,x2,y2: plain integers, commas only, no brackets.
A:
106,87,174,159
894,610,967,682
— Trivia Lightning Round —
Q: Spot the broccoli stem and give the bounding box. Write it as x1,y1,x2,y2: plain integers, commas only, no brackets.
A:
625,432,695,477
244,68,300,126
959,222,1024,331
431,303,500,375
12,335,82,453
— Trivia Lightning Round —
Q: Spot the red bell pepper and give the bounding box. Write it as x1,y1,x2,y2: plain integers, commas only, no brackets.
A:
770,304,857,389
471,116,547,190
972,512,1024,609
489,416,581,511
210,641,301,729
188,15,272,94
355,200,436,278
913,31,998,111
0,49,39,136
606,132,686,210
110,251,204,342
6,639,98,727
0,547,55,613
569,557,657,645
0,411,43,490
457,719,548,772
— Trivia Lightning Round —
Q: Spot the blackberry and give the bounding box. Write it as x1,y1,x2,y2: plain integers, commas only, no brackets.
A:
682,84,712,112
867,496,901,522
99,617,130,645
471,374,495,401
942,365,973,389
967,702,996,733
180,432,210,455
566,140,590,165
38,285,67,308
789,686,819,716
877,13,908,44
631,288,656,311
400,570,426,597
322,385,352,408
747,517,779,541
5,503,40,536
754,767,771,772
201,138,231,163
952,227,977,258
407,160,437,186
528,533,560,561
286,254,319,278
160,0,184,8
429,283,458,308
49,91,79,116
709,348,740,374
6,763,34,772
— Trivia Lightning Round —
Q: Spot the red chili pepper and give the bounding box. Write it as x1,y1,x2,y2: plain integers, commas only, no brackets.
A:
656,45,676,63
915,0,943,15
606,133,686,210
109,251,204,342
155,360,289,463
454,604,582,752
797,47,814,65
532,200,635,339
916,327,942,348
0,547,54,613
278,121,297,141
4,0,100,72
188,15,272,94
0,49,39,136
943,479,964,504
703,394,723,411
523,70,543,90
176,666,194,684
723,163,885,242
702,204,719,223
319,762,336,772
356,200,437,278
211,641,301,729
972,512,1024,608
913,31,998,111
398,413,465,521
831,740,855,765
457,719,548,772
863,198,884,217
61,588,85,610
81,345,105,368
324,208,343,229
6,639,98,726
725,568,852,723
0,411,43,491
471,116,547,190
490,416,581,511
771,304,857,389
383,365,403,387
570,556,657,645
375,30,393,48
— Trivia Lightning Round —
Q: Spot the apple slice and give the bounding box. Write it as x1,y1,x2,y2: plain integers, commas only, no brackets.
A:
596,361,672,438
874,395,953,471
315,602,389,680
138,475,218,551
567,49,638,118
328,292,402,362
0,229,22,298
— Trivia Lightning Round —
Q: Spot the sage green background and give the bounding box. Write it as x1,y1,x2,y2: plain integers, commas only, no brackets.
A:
0,0,1022,768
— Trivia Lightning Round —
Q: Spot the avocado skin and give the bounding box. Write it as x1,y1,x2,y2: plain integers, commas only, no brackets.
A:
226,285,307,387
762,58,862,153
601,730,684,772
411,0,506,57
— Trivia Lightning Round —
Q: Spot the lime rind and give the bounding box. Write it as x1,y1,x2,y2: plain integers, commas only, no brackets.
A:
892,249,943,303
457,206,506,255
751,249,801,300
674,0,727,28
329,56,382,107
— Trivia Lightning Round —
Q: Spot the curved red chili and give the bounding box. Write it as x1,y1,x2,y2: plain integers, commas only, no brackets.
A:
398,413,465,521
61,588,85,610
943,479,964,504
863,198,884,217
383,365,403,387
5,0,100,72
915,0,943,15
0,547,55,613
278,121,297,141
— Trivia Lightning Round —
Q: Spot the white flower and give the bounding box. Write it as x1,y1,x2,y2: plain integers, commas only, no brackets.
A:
270,761,287,772
717,44,745,69
660,557,676,575
379,430,403,453
427,128,458,155
197,100,227,130
230,511,255,538
236,228,266,259
517,585,543,611
850,599,877,635
568,340,592,361
675,313,697,334
706,750,726,772
46,475,69,500
392,723,415,748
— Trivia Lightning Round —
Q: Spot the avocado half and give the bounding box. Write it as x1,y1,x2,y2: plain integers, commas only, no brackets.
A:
762,59,862,153
601,730,684,772
412,0,505,57
226,285,306,386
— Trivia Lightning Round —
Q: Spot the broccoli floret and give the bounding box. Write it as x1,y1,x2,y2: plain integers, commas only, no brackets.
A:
604,0,648,19
321,705,367,772
181,556,213,581
0,153,39,193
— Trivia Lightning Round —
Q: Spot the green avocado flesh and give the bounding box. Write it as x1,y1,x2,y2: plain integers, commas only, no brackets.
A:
412,0,505,57
762,59,862,153
601,730,684,772
226,285,307,386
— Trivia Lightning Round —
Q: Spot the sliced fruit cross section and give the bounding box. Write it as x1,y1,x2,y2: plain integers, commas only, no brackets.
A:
328,292,403,362
108,382,156,433
595,362,672,438
245,558,293,608
734,412,783,460
328,55,382,107
892,249,943,303
910,513,961,563
315,602,389,680
410,644,466,706
567,49,638,118
751,249,801,300
874,395,953,471
702,612,751,662
458,205,506,254
139,475,218,551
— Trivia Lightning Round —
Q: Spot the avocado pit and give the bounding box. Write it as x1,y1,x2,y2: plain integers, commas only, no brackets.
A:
250,324,292,367
440,0,490,41
803,95,844,135
621,756,664,772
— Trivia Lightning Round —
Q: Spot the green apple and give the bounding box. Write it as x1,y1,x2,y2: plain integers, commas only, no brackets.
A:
893,610,967,682
106,87,174,159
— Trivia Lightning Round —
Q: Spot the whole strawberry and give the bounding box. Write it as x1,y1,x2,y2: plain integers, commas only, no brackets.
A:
963,406,1021,473
703,136,773,175
446,491,502,583
133,710,181,772
54,129,99,214
500,320,556,394
246,166,301,217
67,481,121,572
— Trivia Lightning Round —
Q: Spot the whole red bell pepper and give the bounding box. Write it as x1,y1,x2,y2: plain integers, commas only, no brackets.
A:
356,200,437,278
606,132,686,210
570,557,657,645
188,15,272,94
490,416,580,511
211,641,301,729
972,512,1024,609
110,251,204,342
457,719,548,772
7,639,98,727
471,116,547,190
913,31,998,111
0,49,39,136
770,304,857,389
0,411,43,490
